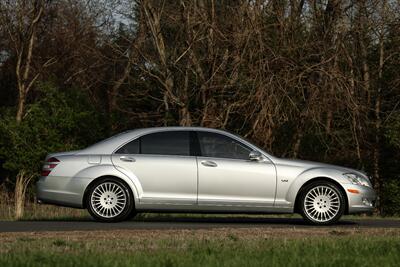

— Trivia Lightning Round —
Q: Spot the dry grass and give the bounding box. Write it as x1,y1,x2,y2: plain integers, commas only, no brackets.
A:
0,189,87,221
0,202,88,221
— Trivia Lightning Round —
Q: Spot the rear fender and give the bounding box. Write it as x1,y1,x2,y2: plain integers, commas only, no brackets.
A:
75,164,142,204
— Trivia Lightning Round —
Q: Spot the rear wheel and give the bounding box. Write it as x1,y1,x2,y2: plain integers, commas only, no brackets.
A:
86,178,134,222
299,181,345,225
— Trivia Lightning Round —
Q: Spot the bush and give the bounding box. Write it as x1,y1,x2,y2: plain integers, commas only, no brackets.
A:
381,179,400,216
0,82,106,201
382,113,400,215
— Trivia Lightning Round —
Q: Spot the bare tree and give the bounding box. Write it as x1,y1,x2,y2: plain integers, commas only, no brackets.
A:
0,0,47,219
0,1,47,123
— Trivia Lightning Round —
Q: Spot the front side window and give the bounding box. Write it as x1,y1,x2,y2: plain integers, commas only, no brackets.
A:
197,131,251,160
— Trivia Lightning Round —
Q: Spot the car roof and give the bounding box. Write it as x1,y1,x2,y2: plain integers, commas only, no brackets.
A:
78,127,273,158
78,127,229,155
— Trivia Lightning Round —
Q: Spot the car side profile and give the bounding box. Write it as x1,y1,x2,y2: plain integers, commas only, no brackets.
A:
36,127,376,225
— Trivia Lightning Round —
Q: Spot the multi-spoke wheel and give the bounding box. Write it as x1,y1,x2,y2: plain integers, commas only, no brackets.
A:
299,181,345,225
86,178,134,222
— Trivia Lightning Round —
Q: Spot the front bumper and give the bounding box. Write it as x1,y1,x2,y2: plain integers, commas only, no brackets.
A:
36,175,92,208
342,184,376,214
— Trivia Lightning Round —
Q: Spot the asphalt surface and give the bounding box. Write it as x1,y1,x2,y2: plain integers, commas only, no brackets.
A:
1,217,400,232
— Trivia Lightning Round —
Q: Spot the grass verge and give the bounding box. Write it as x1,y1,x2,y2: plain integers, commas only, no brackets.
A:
0,228,399,267
0,203,88,221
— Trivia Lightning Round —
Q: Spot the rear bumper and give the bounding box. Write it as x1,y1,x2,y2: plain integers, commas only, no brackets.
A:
343,184,376,214
36,175,93,208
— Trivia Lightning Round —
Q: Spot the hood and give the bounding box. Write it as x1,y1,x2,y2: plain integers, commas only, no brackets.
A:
273,158,367,177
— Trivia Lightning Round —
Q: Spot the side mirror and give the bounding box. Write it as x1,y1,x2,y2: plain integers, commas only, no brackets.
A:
249,150,263,161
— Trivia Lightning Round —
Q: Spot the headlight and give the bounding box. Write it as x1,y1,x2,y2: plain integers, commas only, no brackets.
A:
343,173,372,188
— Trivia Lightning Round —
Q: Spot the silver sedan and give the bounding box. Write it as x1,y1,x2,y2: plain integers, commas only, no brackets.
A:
36,127,376,225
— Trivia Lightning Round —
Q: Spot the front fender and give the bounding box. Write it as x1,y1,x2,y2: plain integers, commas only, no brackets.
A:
285,167,349,204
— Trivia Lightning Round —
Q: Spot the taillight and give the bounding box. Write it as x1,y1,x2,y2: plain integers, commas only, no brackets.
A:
41,157,60,176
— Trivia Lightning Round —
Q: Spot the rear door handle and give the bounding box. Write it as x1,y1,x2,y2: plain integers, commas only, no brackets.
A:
120,156,136,162
201,160,217,167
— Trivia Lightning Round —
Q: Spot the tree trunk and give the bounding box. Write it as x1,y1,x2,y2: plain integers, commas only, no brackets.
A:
373,26,385,211
14,171,32,220
14,2,44,123
16,92,26,123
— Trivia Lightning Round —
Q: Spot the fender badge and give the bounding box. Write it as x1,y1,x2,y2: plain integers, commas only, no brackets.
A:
281,179,288,182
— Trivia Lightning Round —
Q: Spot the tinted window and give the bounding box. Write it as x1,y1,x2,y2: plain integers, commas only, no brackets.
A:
197,132,251,160
141,131,190,156
115,138,140,154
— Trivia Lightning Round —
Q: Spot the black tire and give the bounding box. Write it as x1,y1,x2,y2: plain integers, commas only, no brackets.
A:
299,180,346,225
86,178,134,222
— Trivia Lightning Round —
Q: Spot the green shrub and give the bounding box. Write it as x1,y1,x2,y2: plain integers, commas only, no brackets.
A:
0,82,106,191
381,179,400,216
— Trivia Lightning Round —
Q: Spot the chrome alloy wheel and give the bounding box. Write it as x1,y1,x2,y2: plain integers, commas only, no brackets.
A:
304,185,340,222
90,182,127,218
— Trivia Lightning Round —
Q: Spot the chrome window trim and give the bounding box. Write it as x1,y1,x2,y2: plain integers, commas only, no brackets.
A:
112,128,274,162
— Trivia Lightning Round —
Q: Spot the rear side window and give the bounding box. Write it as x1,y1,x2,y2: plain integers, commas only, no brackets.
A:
141,131,190,156
115,138,139,154
116,131,191,156
197,131,251,160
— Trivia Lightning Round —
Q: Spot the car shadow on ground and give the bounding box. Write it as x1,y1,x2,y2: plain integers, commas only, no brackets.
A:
133,216,358,226
20,215,358,226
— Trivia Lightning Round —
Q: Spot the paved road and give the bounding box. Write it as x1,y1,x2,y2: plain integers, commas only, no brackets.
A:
1,217,400,232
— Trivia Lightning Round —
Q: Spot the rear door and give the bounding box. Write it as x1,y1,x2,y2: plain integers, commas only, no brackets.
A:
112,131,198,205
196,131,276,207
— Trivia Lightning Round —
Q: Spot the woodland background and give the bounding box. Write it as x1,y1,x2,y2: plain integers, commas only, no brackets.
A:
0,0,399,218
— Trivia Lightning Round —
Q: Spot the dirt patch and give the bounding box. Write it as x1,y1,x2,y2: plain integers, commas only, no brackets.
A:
1,227,399,242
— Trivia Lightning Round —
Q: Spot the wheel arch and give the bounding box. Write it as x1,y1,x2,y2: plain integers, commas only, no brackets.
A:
293,177,349,215
82,175,137,208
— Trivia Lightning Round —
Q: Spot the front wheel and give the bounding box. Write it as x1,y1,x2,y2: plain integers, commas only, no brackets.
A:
86,178,134,222
299,181,346,225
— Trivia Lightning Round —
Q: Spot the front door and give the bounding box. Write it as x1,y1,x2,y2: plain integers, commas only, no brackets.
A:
196,131,276,207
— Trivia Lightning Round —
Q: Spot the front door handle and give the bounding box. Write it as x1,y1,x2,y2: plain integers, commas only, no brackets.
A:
120,156,136,162
201,160,217,167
